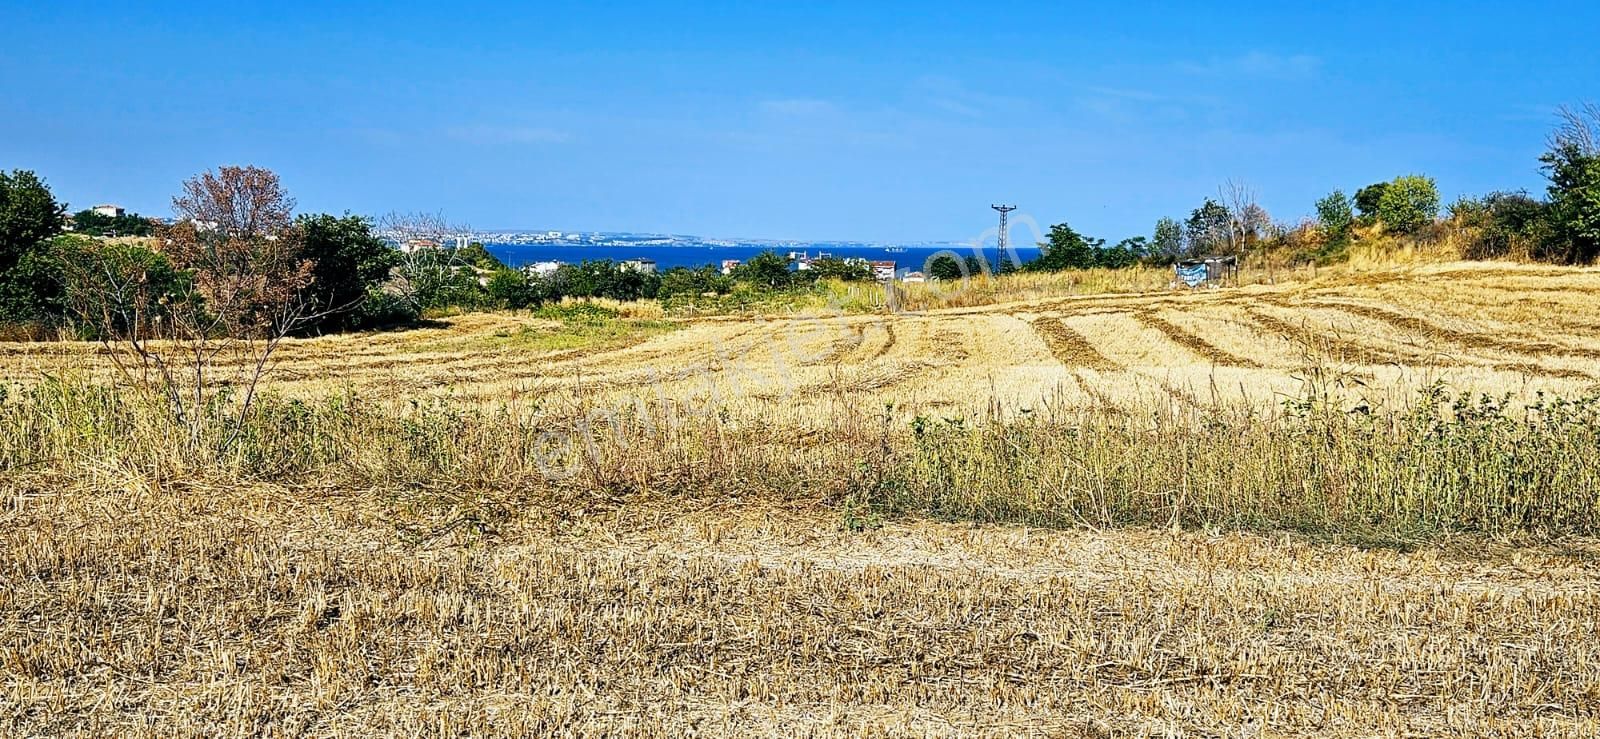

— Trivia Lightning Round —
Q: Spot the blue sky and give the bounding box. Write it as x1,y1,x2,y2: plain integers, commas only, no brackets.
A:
2,1,1595,242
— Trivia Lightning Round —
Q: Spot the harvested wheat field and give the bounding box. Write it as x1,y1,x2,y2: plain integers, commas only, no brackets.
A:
5,262,1600,736
5,261,1598,415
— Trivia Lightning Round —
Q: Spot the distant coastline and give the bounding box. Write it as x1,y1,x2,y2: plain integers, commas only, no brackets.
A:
482,241,1041,273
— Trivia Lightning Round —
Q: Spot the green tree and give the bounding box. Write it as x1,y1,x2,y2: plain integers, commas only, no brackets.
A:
0,170,68,323
801,256,873,282
1354,182,1389,219
296,213,401,331
53,235,187,339
658,265,732,299
1540,104,1600,264
70,208,156,237
1315,189,1354,237
1027,223,1102,271
548,260,660,301
731,250,793,289
1376,175,1440,234
1150,217,1184,263
486,269,540,309
0,247,68,325
1097,237,1146,269
1185,199,1231,255
455,241,506,271
926,253,988,280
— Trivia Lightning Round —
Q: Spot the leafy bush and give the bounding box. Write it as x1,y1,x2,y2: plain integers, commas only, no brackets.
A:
1450,191,1551,260
1376,175,1440,234
0,169,67,325
926,254,989,280
1354,182,1389,219
1540,105,1600,264
729,250,793,289
52,235,188,339
535,301,619,323
297,213,400,332
350,288,420,329
69,208,155,237
1315,190,1354,237
543,260,660,301
1027,223,1102,271
486,269,541,309
797,256,873,282
456,241,507,271
1150,217,1184,264
657,265,732,299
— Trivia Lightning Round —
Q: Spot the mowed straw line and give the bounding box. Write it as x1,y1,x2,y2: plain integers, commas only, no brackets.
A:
1070,371,1118,408
1030,317,1120,371
1309,299,1600,363
1243,307,1409,366
928,317,972,362
1245,304,1592,381
1133,310,1264,368
869,322,897,361
1322,280,1600,333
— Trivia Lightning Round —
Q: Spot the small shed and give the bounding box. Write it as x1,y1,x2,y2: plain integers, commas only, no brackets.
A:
1175,256,1238,288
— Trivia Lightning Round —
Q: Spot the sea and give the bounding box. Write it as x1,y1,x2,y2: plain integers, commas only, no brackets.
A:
483,243,1042,274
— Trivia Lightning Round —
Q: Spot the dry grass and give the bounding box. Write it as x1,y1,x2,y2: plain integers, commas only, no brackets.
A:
6,261,1600,735
4,485,1598,737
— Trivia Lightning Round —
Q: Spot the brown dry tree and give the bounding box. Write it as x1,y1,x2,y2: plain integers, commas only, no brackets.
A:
61,166,328,455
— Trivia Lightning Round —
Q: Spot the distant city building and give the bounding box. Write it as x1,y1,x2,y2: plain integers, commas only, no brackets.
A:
546,231,562,239
91,204,124,217
621,257,657,273
525,260,564,277
869,260,896,282
721,259,741,275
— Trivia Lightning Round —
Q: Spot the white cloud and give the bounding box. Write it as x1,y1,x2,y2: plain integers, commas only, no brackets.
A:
1082,86,1169,103
911,76,1030,119
445,125,571,145
1179,52,1322,80
757,98,836,116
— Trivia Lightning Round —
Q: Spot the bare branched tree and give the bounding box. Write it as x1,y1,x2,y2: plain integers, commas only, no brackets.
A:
62,166,327,455
1551,103,1600,157
1219,180,1275,277
378,211,474,311
378,210,455,250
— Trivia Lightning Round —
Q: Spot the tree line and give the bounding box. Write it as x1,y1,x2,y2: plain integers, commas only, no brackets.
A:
0,166,895,339
1020,105,1600,271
